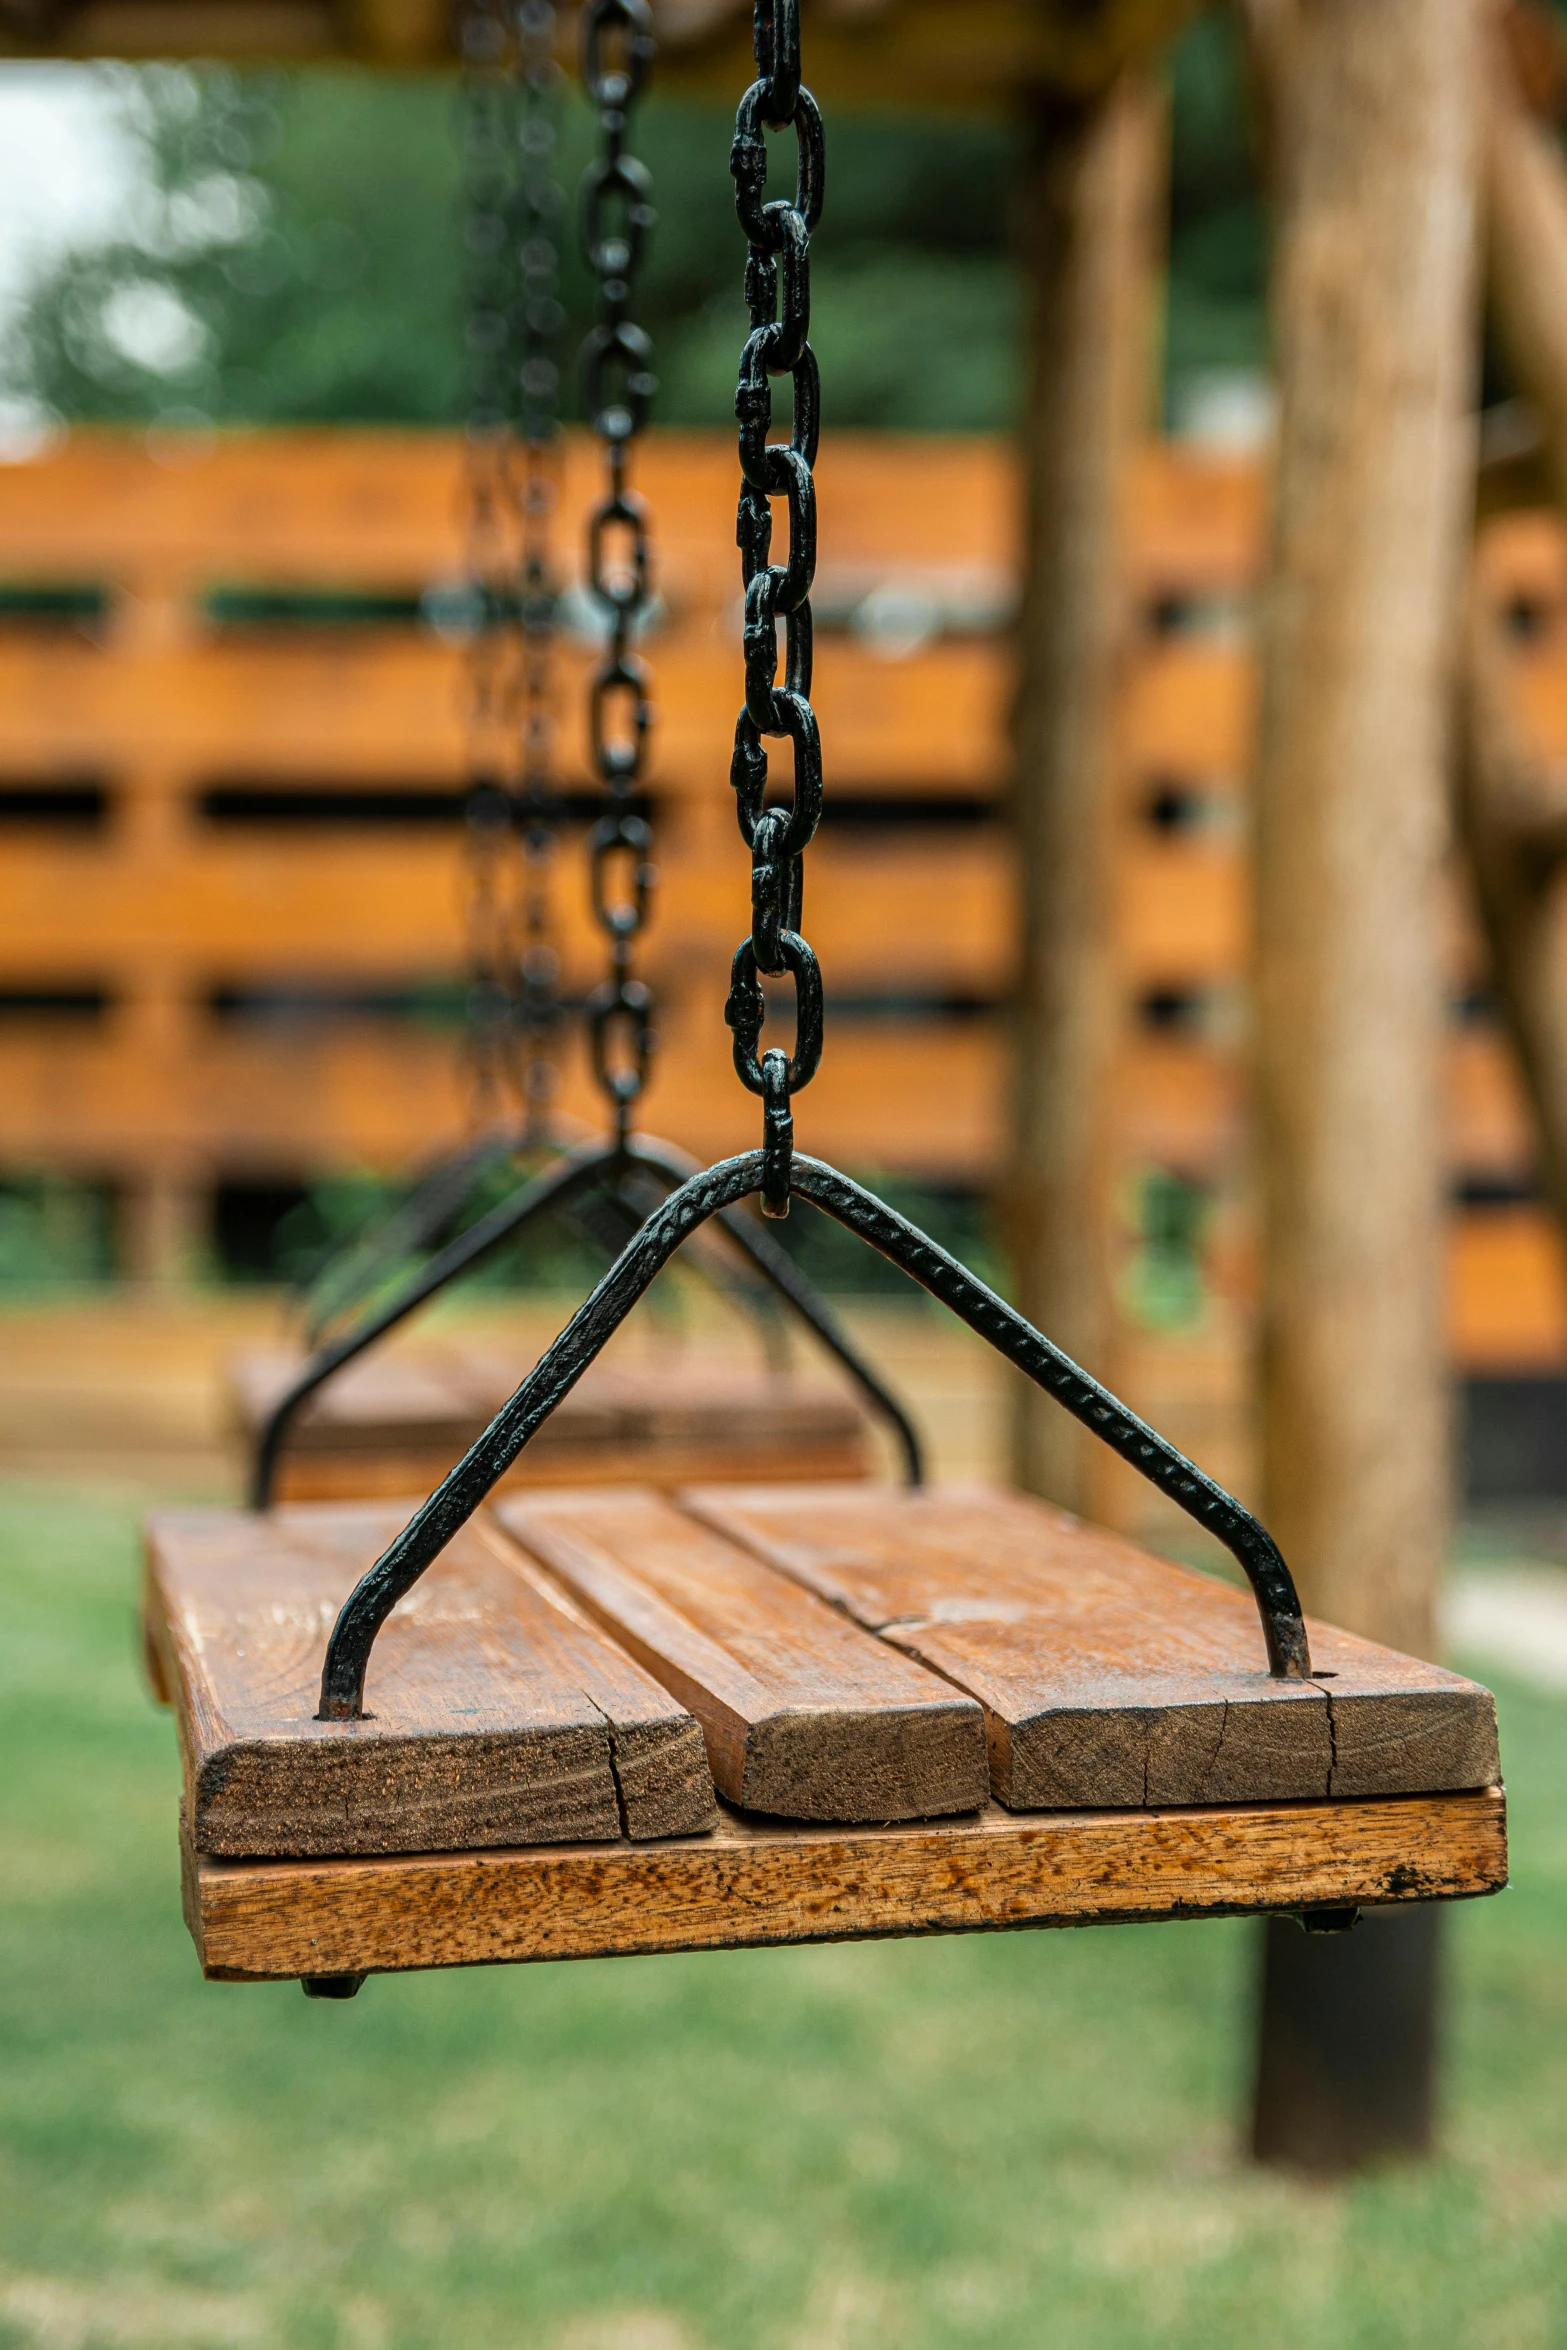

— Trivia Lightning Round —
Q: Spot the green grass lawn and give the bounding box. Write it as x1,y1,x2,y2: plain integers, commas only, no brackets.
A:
3,1476,1565,2350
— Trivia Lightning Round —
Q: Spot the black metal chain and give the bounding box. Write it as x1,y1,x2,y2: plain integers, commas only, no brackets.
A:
459,0,522,1128
510,0,568,1139
458,0,566,1136
579,0,658,1151
314,0,1318,1727
724,0,825,1217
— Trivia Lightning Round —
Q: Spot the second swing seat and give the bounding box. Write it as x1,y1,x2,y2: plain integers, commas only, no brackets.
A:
229,1345,873,1502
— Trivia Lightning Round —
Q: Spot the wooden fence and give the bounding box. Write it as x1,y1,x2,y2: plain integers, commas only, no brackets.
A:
0,425,1563,1383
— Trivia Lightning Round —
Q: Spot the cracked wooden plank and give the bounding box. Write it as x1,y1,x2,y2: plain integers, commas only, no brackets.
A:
682,1483,1500,1809
493,1488,990,1822
144,1502,717,1859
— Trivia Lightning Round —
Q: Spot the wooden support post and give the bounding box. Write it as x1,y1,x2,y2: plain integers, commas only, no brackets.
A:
1008,73,1165,1516
1459,14,1567,1246
1249,0,1483,2171
119,1158,208,1287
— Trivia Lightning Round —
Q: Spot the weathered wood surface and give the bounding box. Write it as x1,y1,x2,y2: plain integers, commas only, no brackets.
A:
495,1489,990,1822
145,1502,717,1858
685,1484,1500,1809
230,1349,871,1498
183,1784,1508,1981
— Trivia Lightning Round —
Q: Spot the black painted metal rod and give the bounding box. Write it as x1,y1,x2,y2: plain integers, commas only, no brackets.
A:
317,1153,1310,1718
253,1135,925,1506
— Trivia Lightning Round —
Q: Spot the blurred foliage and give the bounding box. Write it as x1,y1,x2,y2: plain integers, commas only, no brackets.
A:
0,1176,116,1288
256,1159,1002,1302
4,10,1266,434
1165,10,1268,392
1119,1167,1211,1332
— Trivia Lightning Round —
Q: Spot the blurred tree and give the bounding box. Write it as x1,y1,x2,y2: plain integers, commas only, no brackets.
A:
2,12,1265,434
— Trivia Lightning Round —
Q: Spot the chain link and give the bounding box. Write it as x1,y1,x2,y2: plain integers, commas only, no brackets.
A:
458,0,566,1138
724,0,826,1215
579,0,659,1148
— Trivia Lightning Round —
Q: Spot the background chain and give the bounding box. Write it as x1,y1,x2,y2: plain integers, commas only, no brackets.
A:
510,0,567,1141
579,0,658,1150
724,0,826,1215
458,0,565,1137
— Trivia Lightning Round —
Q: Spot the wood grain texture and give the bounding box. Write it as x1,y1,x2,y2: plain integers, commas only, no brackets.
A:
230,1350,871,1497
183,1784,1508,1982
494,1489,989,1822
145,1502,716,1859
1252,0,1481,1660
684,1484,1500,1809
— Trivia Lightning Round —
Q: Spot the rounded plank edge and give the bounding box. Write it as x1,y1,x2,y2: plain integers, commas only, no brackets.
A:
185,1785,1508,1982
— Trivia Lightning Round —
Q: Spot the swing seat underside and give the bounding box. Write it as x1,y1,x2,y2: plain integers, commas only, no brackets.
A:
144,1484,1507,1983
229,1348,873,1502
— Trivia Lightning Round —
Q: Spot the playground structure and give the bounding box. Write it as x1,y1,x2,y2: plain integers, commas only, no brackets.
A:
3,0,1542,2173
2,427,1566,1521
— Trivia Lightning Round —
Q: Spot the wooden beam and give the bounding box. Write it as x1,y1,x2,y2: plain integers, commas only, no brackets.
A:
184,1785,1508,1981
0,0,1200,102
1006,71,1166,1517
1247,0,1484,2176
1254,0,1481,1662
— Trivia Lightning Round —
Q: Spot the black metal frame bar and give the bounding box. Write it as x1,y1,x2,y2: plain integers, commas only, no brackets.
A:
314,1152,1312,1718
252,1134,925,1507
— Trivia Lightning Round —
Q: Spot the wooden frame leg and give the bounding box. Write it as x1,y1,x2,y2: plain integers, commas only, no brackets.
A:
1251,1906,1442,2171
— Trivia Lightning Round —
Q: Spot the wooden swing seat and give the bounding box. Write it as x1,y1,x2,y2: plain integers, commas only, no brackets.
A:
144,1483,1506,1983
228,1345,872,1502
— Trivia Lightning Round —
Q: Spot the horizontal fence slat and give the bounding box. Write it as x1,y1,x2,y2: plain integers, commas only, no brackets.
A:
0,836,1014,992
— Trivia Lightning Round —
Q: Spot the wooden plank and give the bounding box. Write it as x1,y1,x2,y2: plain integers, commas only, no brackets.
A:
0,633,1011,797
183,1784,1508,1981
684,1483,1500,1809
0,1011,1545,1233
494,1488,990,1823
0,832,1011,993
1448,1205,1567,1370
230,1350,873,1496
144,1501,717,1858
0,1014,1007,1182
1116,842,1246,981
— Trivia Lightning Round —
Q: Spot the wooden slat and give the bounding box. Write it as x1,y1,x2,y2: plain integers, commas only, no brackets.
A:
1448,1205,1567,1370
0,1014,1007,1181
684,1483,1500,1808
1116,841,1246,981
184,1784,1508,1980
0,634,1011,796
0,1014,1544,1217
494,1488,990,1822
145,1501,717,1858
0,831,1012,992
1120,645,1253,777
230,1349,873,1497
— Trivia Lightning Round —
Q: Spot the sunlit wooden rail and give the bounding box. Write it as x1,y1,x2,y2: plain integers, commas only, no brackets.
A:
0,426,1562,1390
